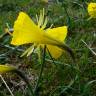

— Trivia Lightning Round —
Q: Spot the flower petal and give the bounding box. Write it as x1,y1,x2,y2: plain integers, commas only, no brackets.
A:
0,65,15,73
47,45,63,59
11,12,47,45
46,26,67,42
88,3,96,18
46,26,67,58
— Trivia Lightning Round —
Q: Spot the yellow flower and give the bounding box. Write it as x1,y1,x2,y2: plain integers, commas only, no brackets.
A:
0,65,15,74
11,11,69,59
41,0,48,3
46,27,67,58
88,3,96,18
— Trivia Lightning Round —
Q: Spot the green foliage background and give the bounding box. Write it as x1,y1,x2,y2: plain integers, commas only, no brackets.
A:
0,0,96,96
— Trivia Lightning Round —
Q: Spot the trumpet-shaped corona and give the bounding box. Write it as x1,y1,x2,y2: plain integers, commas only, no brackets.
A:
11,11,68,59
88,3,96,18
46,26,67,58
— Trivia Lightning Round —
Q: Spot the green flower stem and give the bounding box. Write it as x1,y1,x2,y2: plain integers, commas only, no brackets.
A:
47,47,57,66
34,46,46,95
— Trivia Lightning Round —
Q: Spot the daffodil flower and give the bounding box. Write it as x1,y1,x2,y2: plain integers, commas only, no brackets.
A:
88,2,96,19
0,65,16,73
11,10,74,59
